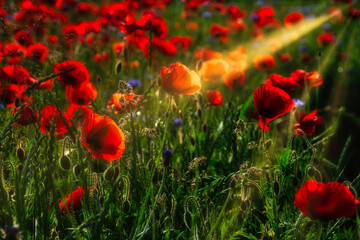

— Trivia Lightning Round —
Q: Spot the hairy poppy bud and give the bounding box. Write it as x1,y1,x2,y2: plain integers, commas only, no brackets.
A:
163,149,172,168
103,167,115,181
16,147,25,162
59,155,71,170
73,163,81,177
123,200,130,214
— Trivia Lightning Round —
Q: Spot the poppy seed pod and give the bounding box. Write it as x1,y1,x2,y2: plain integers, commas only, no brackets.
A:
73,163,81,177
59,155,71,170
163,149,172,167
16,147,25,162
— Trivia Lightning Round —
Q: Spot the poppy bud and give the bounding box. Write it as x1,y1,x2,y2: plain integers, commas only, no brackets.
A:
16,147,25,162
240,200,249,211
197,109,202,118
123,200,130,214
59,155,71,170
163,149,172,168
273,181,280,196
73,163,81,177
115,60,122,74
103,167,115,181
264,139,272,150
292,177,299,187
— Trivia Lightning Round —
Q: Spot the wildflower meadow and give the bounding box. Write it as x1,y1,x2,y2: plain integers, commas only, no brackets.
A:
1,0,360,239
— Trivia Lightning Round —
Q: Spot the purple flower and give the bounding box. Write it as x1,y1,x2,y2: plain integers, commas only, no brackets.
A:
127,79,141,89
174,118,182,127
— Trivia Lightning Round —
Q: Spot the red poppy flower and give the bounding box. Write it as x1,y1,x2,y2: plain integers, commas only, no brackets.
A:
148,15,168,40
126,32,150,57
206,90,223,106
48,35,58,45
27,44,48,63
106,92,142,114
265,73,299,91
160,62,201,95
294,180,360,221
253,85,294,131
170,36,192,51
67,103,93,127
253,54,275,71
112,42,124,55
291,70,323,89
251,6,278,28
40,105,71,135
348,8,360,20
223,69,245,89
293,110,322,136
119,11,151,34
66,82,97,106
59,187,85,214
317,32,334,46
280,53,291,62
14,106,37,126
14,30,34,47
284,12,303,27
0,84,21,107
227,6,246,20
152,38,177,57
0,65,31,85
3,44,26,64
80,113,125,161
209,24,231,43
54,61,90,87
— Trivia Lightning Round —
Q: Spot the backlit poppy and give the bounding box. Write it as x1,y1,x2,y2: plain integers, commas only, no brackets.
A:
253,54,275,71
265,73,299,91
40,105,71,135
291,70,323,89
170,36,192,51
198,59,229,82
66,82,97,106
223,69,245,89
54,60,90,87
160,62,201,95
80,113,125,161
294,180,360,221
59,187,85,214
293,110,322,136
67,104,94,126
0,84,22,107
253,85,294,131
152,38,177,57
206,90,223,106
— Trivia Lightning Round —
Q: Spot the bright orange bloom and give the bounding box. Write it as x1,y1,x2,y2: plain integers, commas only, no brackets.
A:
253,54,275,71
198,59,229,82
160,62,201,95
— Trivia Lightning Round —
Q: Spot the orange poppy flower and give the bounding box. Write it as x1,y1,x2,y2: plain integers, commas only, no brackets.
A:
225,46,247,72
198,59,229,82
80,113,125,161
253,54,275,71
160,62,201,95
